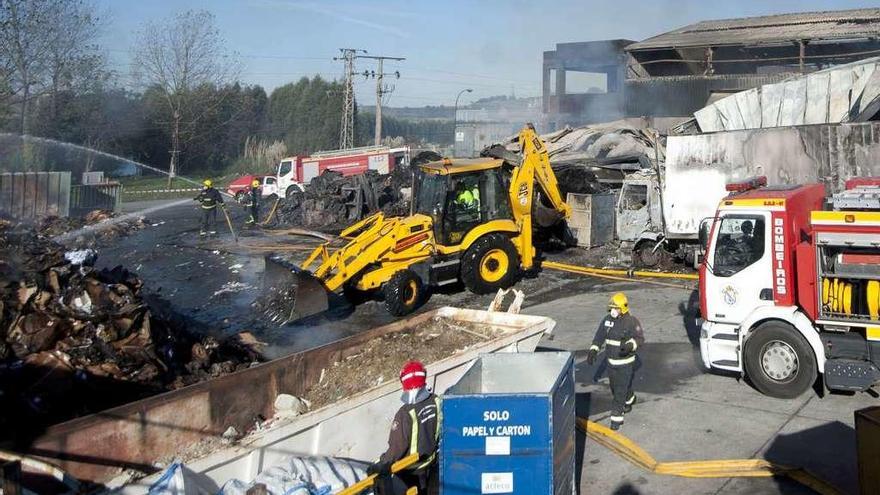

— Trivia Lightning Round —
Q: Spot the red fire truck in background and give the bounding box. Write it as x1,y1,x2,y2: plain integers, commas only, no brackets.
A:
275,145,410,199
699,176,880,398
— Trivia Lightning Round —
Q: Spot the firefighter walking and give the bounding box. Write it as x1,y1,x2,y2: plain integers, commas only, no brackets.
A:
194,179,225,236
587,292,644,430
369,360,441,495
245,179,261,225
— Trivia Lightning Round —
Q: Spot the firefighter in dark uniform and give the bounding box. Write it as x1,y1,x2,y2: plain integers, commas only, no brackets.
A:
369,360,441,495
194,179,225,236
245,178,261,225
587,292,644,430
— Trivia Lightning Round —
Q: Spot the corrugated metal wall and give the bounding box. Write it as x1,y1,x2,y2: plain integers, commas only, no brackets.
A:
625,74,791,117
0,172,71,219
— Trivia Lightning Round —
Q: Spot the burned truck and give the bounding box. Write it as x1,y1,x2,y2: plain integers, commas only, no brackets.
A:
617,121,880,267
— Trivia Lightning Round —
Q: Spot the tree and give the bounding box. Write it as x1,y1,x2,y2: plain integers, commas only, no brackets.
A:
132,10,239,187
0,0,104,134
267,76,346,155
0,0,55,133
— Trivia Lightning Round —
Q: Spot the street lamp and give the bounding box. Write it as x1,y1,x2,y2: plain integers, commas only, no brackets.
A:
453,88,473,151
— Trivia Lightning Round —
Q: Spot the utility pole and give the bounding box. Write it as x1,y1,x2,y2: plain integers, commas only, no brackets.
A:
334,48,366,149
361,55,405,146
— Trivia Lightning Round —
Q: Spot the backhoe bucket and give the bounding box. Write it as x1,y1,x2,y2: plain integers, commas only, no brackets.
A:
262,255,330,324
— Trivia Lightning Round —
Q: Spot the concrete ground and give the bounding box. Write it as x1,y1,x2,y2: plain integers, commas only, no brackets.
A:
528,284,876,495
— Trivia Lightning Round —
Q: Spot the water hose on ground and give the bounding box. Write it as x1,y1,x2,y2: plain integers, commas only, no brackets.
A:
261,198,281,226
221,207,238,243
543,261,698,280
543,261,695,291
577,417,843,495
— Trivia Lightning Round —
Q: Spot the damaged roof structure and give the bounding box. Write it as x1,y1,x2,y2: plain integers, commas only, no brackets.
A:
544,8,880,130
692,56,880,132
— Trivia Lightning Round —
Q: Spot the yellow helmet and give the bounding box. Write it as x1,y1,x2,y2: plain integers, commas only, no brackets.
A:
608,292,629,314
252,179,260,187
203,179,213,188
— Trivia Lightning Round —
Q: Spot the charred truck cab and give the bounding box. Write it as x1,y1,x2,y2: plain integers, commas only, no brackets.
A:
700,177,880,398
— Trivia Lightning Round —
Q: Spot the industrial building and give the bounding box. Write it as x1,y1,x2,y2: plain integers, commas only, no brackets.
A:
543,8,880,130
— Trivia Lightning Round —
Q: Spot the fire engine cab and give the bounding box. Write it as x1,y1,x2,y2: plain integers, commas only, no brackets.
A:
699,176,880,398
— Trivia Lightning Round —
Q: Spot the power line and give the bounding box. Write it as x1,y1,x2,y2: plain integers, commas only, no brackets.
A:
359,55,405,146
333,48,365,149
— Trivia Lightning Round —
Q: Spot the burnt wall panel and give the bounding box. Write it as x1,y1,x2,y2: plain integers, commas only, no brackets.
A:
624,74,791,118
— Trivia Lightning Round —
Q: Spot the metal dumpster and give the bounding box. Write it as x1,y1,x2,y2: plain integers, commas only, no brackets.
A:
440,352,575,495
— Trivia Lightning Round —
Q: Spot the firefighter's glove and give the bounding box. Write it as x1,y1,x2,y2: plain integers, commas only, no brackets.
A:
367,461,392,476
586,348,598,366
619,342,634,357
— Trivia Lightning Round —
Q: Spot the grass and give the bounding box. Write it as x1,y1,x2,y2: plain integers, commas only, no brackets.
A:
119,174,235,202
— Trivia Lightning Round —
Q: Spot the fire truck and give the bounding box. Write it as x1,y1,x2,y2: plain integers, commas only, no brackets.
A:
275,145,410,198
699,176,880,398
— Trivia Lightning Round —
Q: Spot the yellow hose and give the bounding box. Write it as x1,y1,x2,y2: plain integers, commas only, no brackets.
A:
335,453,419,495
822,278,853,315
543,261,698,281
577,417,843,495
543,261,696,291
261,198,282,225
869,280,880,320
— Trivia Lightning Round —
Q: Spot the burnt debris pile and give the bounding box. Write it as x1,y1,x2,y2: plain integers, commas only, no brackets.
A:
268,152,440,232
0,222,261,437
34,208,148,243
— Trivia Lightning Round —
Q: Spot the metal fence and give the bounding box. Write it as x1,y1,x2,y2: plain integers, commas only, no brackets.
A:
0,171,71,219
70,183,123,216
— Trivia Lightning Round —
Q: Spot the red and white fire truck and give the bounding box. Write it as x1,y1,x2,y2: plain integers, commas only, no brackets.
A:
699,176,880,398
275,145,410,199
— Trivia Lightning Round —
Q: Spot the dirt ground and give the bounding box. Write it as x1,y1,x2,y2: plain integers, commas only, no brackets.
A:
303,318,498,409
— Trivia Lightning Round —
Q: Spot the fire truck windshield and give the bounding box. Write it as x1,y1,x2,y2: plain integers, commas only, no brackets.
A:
712,214,765,277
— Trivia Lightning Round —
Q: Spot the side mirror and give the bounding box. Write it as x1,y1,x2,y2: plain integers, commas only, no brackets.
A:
698,217,712,251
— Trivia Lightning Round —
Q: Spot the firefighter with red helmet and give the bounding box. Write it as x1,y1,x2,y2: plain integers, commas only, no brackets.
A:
587,292,644,430
369,360,441,495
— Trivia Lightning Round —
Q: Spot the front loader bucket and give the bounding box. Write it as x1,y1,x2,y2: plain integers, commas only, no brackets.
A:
262,255,330,324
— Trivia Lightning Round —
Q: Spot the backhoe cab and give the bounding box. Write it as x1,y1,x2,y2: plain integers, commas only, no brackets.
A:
264,125,572,323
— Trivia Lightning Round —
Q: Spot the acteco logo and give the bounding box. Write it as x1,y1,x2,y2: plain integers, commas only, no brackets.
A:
773,217,786,295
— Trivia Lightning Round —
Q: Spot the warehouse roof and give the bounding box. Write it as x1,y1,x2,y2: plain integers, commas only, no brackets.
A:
627,8,880,51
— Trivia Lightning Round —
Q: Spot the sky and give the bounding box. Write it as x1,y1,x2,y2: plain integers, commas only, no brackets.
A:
95,0,876,107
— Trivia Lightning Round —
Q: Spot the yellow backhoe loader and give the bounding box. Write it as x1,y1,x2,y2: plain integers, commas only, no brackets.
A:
263,124,572,323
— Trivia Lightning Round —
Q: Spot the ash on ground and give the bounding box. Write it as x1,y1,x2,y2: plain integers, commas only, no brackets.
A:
0,222,263,443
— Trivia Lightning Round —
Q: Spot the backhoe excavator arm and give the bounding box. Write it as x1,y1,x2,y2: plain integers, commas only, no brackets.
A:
517,125,572,219
507,125,572,269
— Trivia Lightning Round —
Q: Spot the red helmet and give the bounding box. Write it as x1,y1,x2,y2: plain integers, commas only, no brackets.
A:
399,361,427,390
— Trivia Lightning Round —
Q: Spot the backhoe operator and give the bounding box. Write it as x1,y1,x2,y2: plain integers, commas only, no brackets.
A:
369,360,441,495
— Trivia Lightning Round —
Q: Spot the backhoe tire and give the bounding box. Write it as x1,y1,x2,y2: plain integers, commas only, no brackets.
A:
383,269,423,317
460,234,519,295
743,321,817,399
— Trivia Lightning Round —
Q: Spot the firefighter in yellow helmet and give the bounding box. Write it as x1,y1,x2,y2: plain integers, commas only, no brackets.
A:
245,178,262,225
194,179,225,236
587,292,644,430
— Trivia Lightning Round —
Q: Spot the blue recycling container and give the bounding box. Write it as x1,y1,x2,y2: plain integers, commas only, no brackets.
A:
440,352,575,495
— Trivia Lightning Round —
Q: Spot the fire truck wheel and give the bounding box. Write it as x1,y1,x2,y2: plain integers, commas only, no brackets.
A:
461,234,520,295
744,321,817,399
384,269,424,316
